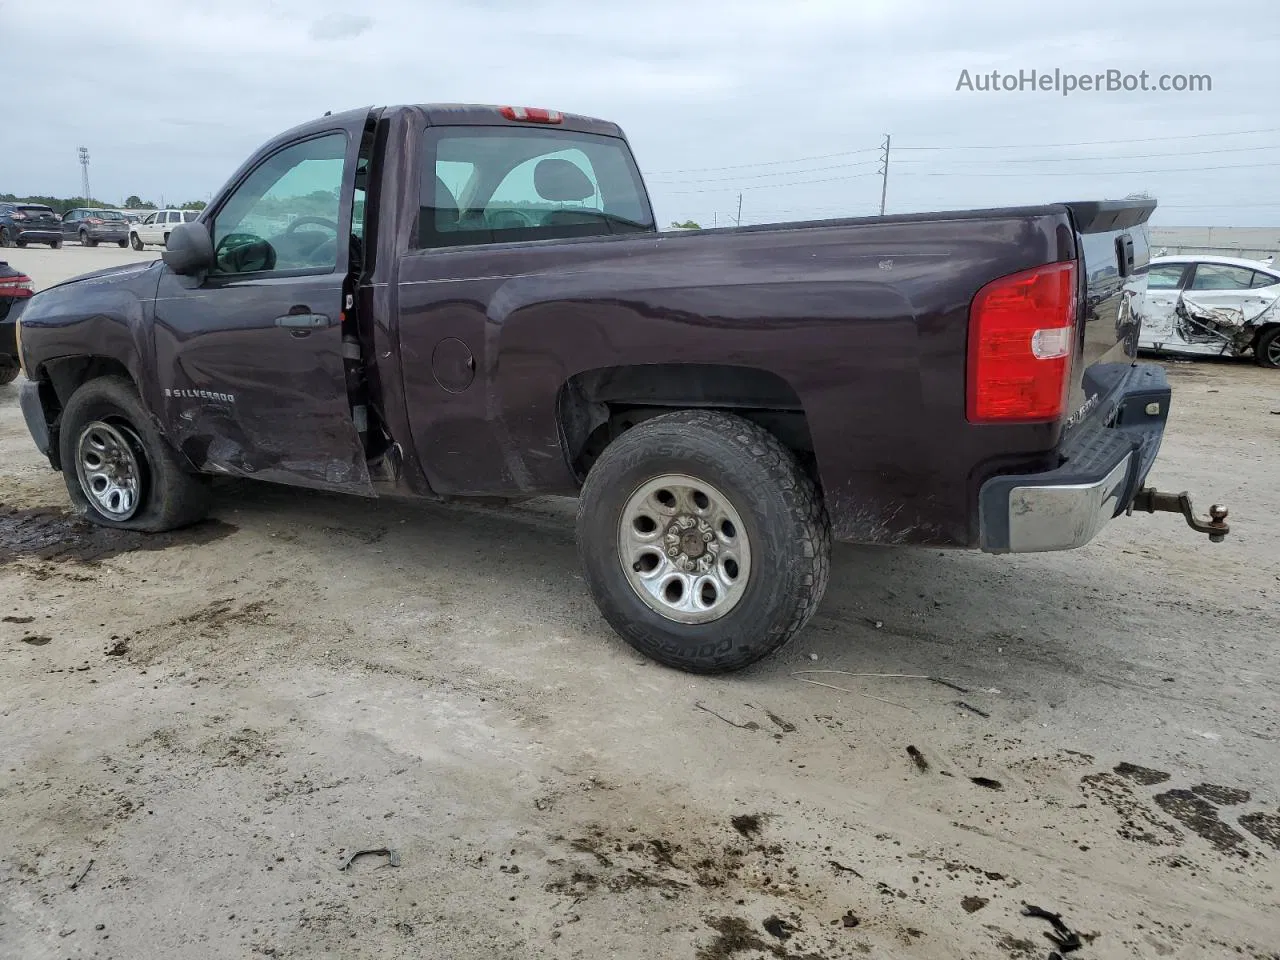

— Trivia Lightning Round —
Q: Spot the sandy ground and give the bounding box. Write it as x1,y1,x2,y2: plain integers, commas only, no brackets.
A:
2,246,1278,960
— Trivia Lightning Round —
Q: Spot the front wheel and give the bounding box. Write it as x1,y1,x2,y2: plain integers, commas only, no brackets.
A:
58,376,211,532
1256,328,1280,369
576,410,831,674
130,233,144,250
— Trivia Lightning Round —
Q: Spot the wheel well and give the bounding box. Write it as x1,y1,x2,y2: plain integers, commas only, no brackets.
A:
558,363,815,481
35,357,138,470
1251,321,1280,349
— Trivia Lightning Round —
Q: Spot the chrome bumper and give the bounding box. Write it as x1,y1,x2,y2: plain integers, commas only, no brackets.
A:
1002,453,1132,552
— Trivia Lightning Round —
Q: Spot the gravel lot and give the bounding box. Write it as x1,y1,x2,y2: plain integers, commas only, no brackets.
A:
2,246,1278,960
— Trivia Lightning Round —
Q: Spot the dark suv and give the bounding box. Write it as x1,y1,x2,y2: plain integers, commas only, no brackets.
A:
61,208,129,247
0,203,63,248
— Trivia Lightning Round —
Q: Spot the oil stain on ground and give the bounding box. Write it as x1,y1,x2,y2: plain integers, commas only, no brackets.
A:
1153,790,1247,853
0,505,236,564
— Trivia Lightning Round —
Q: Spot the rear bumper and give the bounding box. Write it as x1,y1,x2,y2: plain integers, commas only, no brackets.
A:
979,363,1169,553
15,228,61,242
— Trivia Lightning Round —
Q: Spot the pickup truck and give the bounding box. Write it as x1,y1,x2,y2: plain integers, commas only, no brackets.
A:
14,103,1229,673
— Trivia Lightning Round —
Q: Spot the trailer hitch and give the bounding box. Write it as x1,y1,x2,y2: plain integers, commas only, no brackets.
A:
1128,488,1230,542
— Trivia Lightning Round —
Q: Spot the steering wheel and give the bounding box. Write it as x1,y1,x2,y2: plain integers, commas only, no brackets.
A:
285,216,339,236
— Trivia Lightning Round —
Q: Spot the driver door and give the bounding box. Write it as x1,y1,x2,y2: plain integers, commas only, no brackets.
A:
152,125,372,495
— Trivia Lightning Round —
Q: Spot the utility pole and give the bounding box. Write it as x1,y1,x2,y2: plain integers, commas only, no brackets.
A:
78,147,91,203
877,134,891,216
735,192,743,226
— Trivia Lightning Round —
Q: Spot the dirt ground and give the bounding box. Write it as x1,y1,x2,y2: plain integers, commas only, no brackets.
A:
2,246,1278,960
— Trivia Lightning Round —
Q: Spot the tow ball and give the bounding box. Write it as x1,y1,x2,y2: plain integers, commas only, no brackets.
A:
1128,488,1230,543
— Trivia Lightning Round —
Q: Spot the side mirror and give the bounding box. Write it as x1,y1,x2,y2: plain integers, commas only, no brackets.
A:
162,221,215,275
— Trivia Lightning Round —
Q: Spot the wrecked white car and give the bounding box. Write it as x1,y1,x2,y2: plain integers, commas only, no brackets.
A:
1138,255,1280,368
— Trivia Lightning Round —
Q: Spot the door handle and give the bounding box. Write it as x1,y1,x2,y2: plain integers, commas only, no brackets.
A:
274,313,331,329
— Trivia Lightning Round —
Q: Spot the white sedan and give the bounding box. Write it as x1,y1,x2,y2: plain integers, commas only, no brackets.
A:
1138,254,1280,368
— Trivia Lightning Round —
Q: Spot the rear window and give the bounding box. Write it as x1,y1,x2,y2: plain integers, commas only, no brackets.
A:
417,127,653,249
18,205,54,215
1190,263,1256,290
97,210,126,221
182,211,198,222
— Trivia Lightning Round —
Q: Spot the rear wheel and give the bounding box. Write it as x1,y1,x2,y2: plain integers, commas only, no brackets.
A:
576,410,831,674
0,227,10,247
1256,328,1280,369
130,233,144,251
14,238,25,248
0,359,19,385
58,376,211,532
50,240,62,249
117,239,127,248
80,229,97,248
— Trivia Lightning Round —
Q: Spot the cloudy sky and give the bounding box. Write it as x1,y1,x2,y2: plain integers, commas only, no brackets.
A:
4,0,1278,227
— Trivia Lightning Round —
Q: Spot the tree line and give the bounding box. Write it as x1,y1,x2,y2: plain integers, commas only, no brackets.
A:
0,193,207,215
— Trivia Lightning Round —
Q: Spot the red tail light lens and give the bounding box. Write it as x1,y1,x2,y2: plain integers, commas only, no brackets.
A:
499,106,563,124
966,261,1077,423
0,275,34,298
87,218,104,224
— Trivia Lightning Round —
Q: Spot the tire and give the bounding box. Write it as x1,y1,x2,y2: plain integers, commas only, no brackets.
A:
80,229,97,248
163,232,170,247
1256,327,1280,369
576,410,831,674
0,359,19,385
0,227,10,247
50,240,62,249
58,376,211,532
117,239,127,248
130,233,144,251
15,239,26,248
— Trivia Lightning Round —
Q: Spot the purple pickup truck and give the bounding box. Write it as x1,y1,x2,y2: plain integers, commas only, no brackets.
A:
15,103,1227,672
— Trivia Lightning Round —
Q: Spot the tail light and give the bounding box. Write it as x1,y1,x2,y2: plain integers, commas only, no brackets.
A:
87,217,104,224
499,106,563,124
0,274,34,298
966,261,1077,423
11,211,27,220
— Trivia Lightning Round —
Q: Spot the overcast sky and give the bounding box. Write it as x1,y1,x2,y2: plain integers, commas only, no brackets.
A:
4,0,1278,228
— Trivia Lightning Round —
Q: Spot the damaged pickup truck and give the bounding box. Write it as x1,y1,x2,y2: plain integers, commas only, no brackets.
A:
15,103,1230,673
1138,255,1280,367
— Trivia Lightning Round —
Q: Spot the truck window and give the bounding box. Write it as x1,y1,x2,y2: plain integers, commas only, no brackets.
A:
417,127,653,248
210,133,346,275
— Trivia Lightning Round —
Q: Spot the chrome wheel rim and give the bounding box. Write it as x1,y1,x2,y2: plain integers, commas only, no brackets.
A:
1267,338,1280,367
75,421,144,520
618,474,751,624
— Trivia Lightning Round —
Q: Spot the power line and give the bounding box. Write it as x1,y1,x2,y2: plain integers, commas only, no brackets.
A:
647,146,881,176
648,159,879,185
895,143,1280,165
895,160,1280,177
662,171,880,195
895,127,1280,151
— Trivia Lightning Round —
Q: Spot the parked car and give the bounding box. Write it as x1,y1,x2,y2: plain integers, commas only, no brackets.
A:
13,103,1229,674
61,208,129,247
0,261,34,384
1137,255,1280,368
0,202,63,248
130,210,199,250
